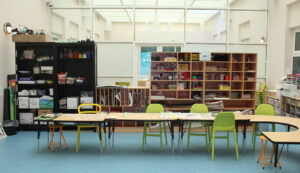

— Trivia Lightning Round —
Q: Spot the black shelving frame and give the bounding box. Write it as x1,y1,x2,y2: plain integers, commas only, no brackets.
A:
15,42,97,130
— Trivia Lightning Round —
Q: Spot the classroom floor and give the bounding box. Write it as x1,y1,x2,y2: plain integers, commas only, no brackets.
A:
0,125,299,173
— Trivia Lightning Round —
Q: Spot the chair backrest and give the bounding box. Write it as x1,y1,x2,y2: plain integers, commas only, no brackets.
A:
255,104,275,116
213,112,235,129
78,103,101,114
190,104,208,113
146,104,164,113
258,82,267,93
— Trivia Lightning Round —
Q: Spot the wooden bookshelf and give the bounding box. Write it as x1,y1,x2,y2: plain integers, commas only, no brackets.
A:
150,52,257,111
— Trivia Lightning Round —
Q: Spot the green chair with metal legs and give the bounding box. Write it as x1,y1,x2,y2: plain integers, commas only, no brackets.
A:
211,112,239,161
252,104,275,150
142,104,167,151
187,104,210,151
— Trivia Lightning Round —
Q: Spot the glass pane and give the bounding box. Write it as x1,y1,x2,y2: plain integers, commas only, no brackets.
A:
93,9,134,42
97,43,134,85
228,11,267,44
51,0,91,7
176,46,181,52
185,44,226,52
163,47,175,52
141,47,157,52
93,0,134,6
52,9,92,42
227,44,266,79
135,0,156,7
186,10,227,43
295,32,300,51
229,0,267,10
186,0,227,8
140,52,151,76
135,9,184,42
158,0,185,7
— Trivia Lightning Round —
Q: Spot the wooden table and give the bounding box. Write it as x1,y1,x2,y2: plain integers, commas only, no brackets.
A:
34,113,106,153
106,113,177,154
250,115,300,168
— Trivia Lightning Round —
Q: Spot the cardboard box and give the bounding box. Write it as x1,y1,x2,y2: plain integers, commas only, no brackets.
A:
38,109,53,116
12,34,52,42
80,97,94,109
19,97,29,109
20,112,34,124
29,98,40,109
67,97,78,110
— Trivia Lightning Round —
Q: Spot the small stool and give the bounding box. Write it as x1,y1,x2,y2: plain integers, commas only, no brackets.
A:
257,136,281,169
48,124,68,152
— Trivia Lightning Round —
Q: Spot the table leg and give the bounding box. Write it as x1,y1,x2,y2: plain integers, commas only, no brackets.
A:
287,125,290,152
178,121,181,150
243,122,247,153
98,122,103,154
274,143,279,168
180,121,185,153
47,121,49,147
168,121,175,155
108,120,111,153
112,120,116,149
103,121,107,149
37,121,40,152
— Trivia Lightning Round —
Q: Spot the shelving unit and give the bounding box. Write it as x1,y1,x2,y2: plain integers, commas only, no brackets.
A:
96,86,150,127
16,42,56,129
150,52,257,111
15,42,97,129
281,96,300,118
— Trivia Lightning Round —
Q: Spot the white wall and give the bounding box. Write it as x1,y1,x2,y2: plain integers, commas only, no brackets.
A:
267,0,300,89
0,0,51,122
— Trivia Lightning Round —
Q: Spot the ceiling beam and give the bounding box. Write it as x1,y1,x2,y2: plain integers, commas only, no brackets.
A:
120,0,132,22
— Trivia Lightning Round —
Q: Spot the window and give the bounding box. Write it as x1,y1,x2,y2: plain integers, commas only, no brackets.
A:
295,32,300,52
163,46,181,52
140,46,157,77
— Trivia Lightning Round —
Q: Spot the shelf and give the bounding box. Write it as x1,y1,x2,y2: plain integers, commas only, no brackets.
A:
18,84,54,87
206,61,231,63
19,108,54,110
191,80,203,82
59,58,93,61
231,80,244,82
151,89,177,91
232,62,244,63
205,90,230,92
58,84,94,87
151,80,176,82
191,89,203,91
151,61,177,63
151,70,177,73
206,71,230,72
177,90,190,91
205,80,230,82
245,62,256,63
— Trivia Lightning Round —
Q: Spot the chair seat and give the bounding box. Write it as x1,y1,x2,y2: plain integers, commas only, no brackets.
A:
48,124,64,128
259,135,268,141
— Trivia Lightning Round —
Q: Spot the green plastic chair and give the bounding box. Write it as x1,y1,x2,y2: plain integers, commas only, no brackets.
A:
252,104,275,150
211,112,239,161
142,104,167,151
187,104,210,151
256,82,267,105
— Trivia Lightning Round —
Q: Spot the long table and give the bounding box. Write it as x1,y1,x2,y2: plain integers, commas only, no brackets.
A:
34,112,300,168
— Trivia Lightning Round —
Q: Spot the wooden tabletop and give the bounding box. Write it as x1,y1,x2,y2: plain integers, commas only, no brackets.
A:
107,113,177,121
250,115,300,144
53,113,105,122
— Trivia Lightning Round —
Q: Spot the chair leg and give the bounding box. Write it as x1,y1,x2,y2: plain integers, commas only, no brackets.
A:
205,125,208,152
142,122,147,151
208,125,211,152
187,122,192,150
253,124,258,150
227,131,229,152
76,127,81,152
163,121,168,145
233,129,239,161
212,130,215,161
